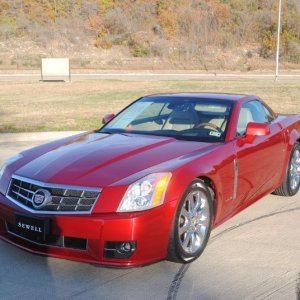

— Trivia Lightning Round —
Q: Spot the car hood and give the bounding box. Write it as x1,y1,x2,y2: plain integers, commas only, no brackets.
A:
15,132,218,188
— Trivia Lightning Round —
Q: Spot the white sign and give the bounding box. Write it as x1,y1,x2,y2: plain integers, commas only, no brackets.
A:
41,58,70,81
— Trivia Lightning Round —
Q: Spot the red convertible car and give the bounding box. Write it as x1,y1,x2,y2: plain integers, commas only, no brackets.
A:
0,93,299,267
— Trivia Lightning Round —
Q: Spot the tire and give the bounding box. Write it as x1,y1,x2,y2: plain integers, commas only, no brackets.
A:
273,142,300,196
167,179,213,263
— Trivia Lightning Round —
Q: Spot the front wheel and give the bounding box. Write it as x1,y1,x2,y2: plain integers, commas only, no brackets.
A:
167,180,213,263
273,142,300,196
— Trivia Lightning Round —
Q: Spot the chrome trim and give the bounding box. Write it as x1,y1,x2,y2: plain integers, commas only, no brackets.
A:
11,190,33,203
6,175,101,215
46,203,92,207
12,184,35,195
233,159,238,200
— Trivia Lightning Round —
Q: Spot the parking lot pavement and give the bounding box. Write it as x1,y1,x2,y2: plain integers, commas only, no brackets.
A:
0,133,299,300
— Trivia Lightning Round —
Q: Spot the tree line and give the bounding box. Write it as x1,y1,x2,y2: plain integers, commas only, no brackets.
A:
0,0,299,64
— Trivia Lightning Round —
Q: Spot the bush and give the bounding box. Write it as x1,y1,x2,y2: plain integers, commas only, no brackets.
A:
94,36,112,49
131,43,150,57
285,40,300,63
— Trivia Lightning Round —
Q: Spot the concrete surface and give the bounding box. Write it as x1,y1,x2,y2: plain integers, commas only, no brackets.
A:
0,132,300,300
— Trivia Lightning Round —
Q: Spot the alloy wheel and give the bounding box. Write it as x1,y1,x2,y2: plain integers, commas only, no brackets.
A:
178,190,210,254
290,149,300,191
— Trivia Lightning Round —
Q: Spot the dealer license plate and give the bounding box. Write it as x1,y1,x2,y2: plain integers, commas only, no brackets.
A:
15,214,49,242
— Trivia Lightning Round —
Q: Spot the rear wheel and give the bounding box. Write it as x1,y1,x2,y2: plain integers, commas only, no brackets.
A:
167,180,213,263
273,142,300,196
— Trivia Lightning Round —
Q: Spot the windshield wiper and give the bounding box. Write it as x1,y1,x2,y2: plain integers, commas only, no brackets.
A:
99,130,131,137
99,130,112,134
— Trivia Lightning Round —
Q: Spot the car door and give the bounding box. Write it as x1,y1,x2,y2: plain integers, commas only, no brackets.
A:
234,100,285,204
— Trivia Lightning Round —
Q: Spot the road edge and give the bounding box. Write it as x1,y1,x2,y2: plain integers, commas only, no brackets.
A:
0,131,84,143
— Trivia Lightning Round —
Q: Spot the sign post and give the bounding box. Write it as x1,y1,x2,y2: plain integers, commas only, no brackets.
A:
275,0,282,81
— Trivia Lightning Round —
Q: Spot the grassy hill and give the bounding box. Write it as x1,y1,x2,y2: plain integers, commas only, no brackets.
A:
0,0,299,71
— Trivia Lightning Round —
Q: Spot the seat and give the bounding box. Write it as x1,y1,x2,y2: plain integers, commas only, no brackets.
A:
163,108,199,131
208,116,227,131
237,107,254,136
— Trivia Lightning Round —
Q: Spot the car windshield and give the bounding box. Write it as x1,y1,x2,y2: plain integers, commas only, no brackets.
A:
100,96,233,142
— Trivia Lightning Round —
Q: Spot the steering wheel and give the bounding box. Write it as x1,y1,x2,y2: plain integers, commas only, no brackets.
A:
196,122,222,132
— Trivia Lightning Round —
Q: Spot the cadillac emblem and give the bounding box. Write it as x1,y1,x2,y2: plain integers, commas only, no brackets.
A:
32,189,51,209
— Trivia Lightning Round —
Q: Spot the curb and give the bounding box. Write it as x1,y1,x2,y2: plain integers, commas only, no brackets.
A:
0,131,84,143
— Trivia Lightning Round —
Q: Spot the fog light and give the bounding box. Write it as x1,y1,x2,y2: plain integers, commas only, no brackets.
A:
118,242,133,254
104,241,137,259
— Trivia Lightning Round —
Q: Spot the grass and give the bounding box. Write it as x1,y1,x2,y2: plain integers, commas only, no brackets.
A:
0,79,299,133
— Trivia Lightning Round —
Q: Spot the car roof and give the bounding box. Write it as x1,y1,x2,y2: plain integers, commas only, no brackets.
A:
143,93,253,102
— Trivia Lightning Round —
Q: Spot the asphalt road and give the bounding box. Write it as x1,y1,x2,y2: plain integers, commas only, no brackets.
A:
0,132,300,300
0,72,300,82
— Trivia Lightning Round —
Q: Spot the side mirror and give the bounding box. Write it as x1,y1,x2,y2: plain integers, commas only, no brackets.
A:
102,114,115,125
246,122,270,136
238,122,270,146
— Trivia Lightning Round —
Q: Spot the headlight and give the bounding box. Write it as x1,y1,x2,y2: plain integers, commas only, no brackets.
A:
117,173,172,212
0,153,23,179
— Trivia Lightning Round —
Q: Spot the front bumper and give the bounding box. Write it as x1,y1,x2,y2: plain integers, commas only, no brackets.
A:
0,193,175,267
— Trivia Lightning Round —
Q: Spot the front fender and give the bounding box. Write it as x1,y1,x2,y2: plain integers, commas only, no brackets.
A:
278,127,300,187
165,142,235,227
287,128,300,152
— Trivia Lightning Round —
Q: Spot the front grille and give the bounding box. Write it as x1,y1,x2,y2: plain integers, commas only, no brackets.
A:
7,175,101,214
6,222,87,250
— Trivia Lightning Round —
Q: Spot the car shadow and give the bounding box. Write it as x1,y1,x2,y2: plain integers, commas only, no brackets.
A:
297,272,300,300
0,240,56,299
